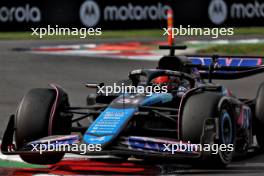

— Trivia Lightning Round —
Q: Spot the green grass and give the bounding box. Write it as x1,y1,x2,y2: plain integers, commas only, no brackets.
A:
0,32,33,40
197,43,264,56
99,29,163,38
0,27,263,40
0,159,47,168
234,27,264,35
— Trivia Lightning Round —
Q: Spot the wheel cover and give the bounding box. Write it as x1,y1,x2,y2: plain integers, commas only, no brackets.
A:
219,109,234,163
221,110,233,144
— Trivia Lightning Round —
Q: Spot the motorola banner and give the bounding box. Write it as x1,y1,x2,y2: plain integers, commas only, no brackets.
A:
79,0,172,28
80,0,264,27
0,0,263,31
0,0,84,31
0,0,174,30
208,0,264,26
0,4,41,23
78,0,264,28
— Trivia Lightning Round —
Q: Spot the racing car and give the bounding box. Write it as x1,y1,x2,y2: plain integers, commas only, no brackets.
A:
2,45,264,167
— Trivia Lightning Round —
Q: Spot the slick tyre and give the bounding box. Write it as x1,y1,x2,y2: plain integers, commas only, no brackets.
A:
255,82,264,150
181,91,235,167
15,88,71,164
212,102,235,166
181,92,221,143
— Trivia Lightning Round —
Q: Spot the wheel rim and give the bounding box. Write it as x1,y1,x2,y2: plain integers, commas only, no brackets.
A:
221,110,233,144
219,109,233,163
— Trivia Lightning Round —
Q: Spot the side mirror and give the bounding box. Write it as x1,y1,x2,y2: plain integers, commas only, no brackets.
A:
85,82,104,89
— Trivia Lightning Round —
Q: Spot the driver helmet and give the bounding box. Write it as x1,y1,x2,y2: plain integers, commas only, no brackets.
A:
153,76,170,84
153,76,180,91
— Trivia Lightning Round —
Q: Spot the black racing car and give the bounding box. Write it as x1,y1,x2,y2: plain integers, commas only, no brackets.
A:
2,45,264,167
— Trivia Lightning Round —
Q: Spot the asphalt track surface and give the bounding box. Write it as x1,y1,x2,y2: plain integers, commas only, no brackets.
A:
1,39,264,175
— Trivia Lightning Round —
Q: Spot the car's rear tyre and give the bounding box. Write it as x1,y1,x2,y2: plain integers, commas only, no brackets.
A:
15,88,71,164
181,91,235,167
255,82,264,149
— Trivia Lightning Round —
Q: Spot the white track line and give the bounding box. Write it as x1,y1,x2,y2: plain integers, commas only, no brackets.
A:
32,49,196,61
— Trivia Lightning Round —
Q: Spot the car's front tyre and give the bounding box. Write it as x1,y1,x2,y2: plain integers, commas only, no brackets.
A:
181,91,235,167
15,88,71,164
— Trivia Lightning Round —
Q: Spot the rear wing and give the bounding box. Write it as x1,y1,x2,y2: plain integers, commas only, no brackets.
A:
159,45,264,80
187,55,264,79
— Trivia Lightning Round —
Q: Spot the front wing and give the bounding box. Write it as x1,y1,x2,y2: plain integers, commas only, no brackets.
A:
1,115,219,160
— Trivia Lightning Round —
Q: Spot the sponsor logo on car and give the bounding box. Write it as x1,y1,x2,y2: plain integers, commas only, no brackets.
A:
190,57,262,67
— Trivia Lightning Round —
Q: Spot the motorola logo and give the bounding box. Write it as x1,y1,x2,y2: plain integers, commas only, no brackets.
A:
208,0,228,25
231,1,264,19
104,3,171,21
208,0,264,25
79,0,171,27
0,4,41,23
79,0,101,27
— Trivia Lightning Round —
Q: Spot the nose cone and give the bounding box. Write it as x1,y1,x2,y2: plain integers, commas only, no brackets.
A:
83,134,113,145
83,108,136,147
